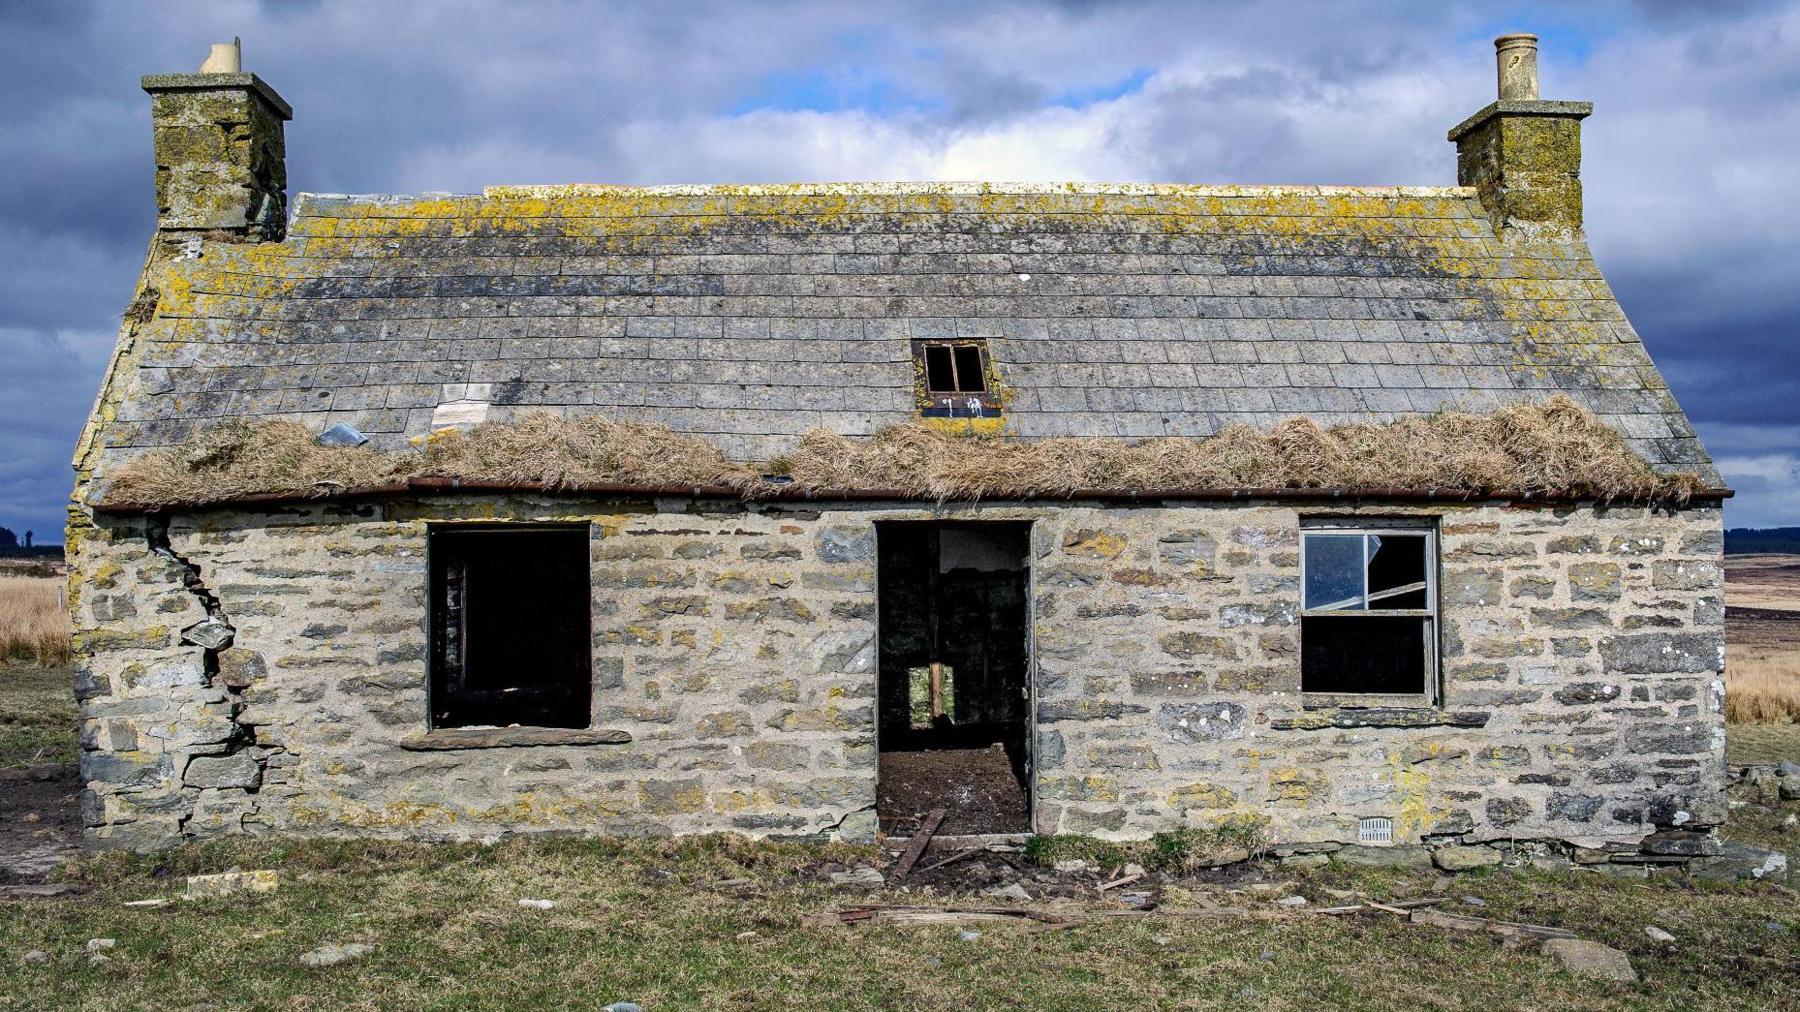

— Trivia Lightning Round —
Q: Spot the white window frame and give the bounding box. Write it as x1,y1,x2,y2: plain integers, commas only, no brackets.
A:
1298,519,1439,707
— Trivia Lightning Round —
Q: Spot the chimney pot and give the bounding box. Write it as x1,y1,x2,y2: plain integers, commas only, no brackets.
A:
198,37,243,74
1448,32,1591,238
1494,33,1539,100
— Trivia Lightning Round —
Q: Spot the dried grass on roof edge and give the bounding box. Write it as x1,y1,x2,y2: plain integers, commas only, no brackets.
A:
101,396,1707,509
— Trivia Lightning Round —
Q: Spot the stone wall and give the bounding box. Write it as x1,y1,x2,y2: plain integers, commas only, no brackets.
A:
69,495,1725,853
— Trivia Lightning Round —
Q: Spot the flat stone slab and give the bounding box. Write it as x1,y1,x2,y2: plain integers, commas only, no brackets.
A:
298,942,372,968
1543,938,1637,983
398,727,632,750
1270,709,1490,731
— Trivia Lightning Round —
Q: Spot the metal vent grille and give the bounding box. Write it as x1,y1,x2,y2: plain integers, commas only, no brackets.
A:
1358,817,1394,844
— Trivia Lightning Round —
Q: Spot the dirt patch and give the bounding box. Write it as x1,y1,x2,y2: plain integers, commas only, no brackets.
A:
878,746,1028,836
0,762,81,883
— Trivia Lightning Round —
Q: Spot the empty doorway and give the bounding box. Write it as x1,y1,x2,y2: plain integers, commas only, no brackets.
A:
876,521,1032,836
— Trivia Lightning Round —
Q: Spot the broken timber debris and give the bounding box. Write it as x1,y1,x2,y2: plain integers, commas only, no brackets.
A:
916,847,982,874
889,808,946,880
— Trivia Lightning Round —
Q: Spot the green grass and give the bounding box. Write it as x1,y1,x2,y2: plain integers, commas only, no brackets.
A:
3,666,1796,1008
1726,722,1800,766
1023,822,1267,874
1,834,1794,1011
0,664,76,768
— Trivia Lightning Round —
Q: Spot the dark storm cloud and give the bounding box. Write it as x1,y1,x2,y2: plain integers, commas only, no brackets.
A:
2,0,1796,536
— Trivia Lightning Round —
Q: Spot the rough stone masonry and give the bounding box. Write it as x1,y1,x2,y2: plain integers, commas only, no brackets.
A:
71,496,1726,856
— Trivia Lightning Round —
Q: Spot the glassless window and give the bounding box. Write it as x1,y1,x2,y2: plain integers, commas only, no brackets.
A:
1300,527,1436,696
430,525,592,728
919,341,988,394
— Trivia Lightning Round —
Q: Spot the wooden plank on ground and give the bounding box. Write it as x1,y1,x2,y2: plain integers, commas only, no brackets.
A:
890,808,946,880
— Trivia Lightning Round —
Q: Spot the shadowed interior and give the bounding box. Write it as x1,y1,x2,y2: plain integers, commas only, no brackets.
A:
877,521,1031,835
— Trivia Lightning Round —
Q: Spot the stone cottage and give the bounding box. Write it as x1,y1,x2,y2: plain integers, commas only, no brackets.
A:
70,36,1731,863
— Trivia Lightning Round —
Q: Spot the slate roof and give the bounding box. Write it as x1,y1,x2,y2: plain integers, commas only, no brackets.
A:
97,182,1716,482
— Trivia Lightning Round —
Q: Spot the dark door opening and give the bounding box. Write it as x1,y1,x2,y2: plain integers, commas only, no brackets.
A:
877,521,1032,836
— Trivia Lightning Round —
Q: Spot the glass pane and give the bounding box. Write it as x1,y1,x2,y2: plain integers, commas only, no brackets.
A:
1304,534,1365,610
1301,614,1427,693
1366,534,1428,611
953,346,987,392
924,345,956,391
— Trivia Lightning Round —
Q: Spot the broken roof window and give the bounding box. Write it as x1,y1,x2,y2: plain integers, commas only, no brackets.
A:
1300,524,1437,698
913,339,1001,420
922,343,988,394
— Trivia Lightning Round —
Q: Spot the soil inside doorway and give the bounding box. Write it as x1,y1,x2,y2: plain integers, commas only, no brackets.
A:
877,744,1031,836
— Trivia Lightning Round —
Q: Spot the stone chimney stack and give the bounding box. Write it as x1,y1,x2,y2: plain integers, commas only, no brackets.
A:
1448,34,1592,238
141,39,291,241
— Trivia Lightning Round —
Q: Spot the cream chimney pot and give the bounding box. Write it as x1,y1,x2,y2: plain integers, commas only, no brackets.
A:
1495,33,1539,100
198,37,242,74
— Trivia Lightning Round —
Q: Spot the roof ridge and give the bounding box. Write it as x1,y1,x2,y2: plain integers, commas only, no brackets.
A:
292,182,1476,211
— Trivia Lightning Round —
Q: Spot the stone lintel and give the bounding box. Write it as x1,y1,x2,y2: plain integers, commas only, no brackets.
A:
141,73,293,120
398,727,633,750
1447,100,1592,142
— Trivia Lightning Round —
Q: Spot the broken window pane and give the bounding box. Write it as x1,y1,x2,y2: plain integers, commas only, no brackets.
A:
924,344,957,392
1304,534,1365,610
953,345,987,392
1366,534,1428,610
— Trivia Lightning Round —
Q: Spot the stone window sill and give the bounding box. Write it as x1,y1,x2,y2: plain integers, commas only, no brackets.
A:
1273,703,1489,730
397,727,633,751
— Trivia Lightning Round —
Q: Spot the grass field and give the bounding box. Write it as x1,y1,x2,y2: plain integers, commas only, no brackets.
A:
0,830,1794,1011
0,575,68,668
0,665,75,769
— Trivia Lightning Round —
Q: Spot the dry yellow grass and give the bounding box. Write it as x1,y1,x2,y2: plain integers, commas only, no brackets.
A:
104,396,1705,507
0,576,69,667
1726,645,1800,724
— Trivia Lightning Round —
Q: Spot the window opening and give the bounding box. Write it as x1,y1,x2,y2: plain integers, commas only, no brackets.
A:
912,339,1003,420
429,525,592,729
924,344,957,392
952,345,987,392
920,340,989,394
1300,525,1437,696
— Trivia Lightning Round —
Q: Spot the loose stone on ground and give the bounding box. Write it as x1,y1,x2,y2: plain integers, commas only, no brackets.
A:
1543,938,1638,983
298,943,372,968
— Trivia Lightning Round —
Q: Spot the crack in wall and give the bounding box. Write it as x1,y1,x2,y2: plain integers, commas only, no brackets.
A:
146,516,266,829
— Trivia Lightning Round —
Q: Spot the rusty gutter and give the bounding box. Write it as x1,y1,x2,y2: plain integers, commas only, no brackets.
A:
89,477,1733,515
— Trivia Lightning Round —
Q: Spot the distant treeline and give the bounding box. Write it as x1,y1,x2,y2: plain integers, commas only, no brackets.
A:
1725,527,1800,555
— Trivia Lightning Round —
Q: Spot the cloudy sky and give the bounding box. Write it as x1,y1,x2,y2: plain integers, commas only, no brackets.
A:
2,0,1795,539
